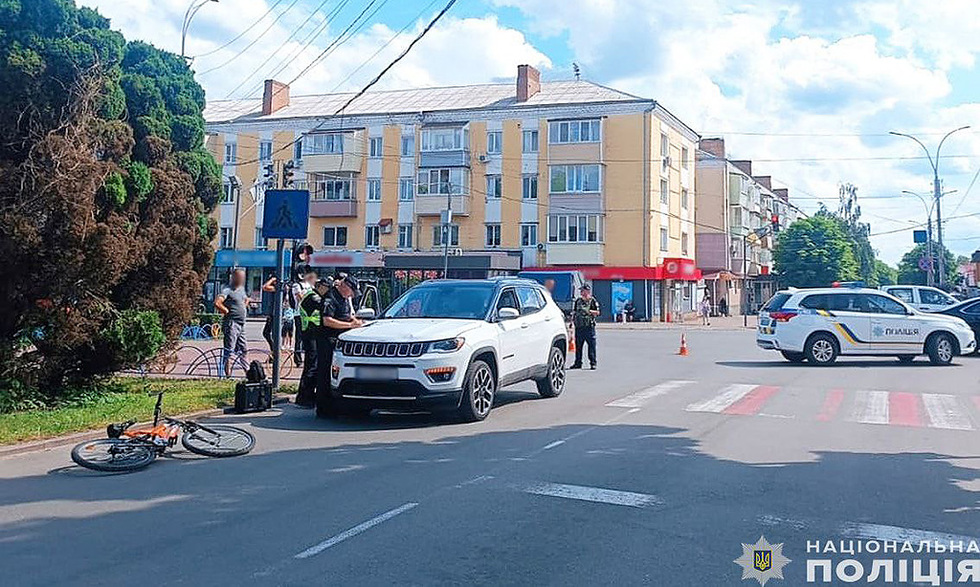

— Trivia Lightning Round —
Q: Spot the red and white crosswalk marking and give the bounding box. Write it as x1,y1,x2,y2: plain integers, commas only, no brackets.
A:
922,394,974,431
605,380,693,408
851,390,889,425
685,384,780,415
817,390,845,422
888,392,923,427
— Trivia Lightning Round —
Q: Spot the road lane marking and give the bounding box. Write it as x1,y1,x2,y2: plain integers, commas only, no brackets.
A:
606,380,693,408
923,394,974,431
294,502,418,559
851,390,889,425
542,440,565,450
724,385,780,416
888,392,923,427
520,482,662,508
817,389,845,422
758,515,979,544
685,384,756,413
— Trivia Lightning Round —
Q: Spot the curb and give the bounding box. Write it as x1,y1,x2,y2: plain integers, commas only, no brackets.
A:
0,394,292,459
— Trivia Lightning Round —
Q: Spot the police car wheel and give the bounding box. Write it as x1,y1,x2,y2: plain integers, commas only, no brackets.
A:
804,333,838,365
897,355,915,364
780,351,805,364
927,333,955,366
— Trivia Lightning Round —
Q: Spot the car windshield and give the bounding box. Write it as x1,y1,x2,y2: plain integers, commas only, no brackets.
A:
383,282,497,320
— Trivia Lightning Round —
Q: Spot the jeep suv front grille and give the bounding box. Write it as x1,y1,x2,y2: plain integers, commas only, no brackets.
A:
342,341,425,358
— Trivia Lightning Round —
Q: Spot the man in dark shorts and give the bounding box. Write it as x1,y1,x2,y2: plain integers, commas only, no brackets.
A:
215,268,251,378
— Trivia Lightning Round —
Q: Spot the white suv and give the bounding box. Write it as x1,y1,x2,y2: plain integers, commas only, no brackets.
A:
880,285,958,312
330,278,568,421
757,287,976,365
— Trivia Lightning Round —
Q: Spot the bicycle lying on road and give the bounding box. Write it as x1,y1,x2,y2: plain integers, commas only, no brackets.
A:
71,388,255,472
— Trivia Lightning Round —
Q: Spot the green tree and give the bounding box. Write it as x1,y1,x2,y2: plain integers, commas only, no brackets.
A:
0,0,219,400
773,215,859,287
873,260,897,286
897,243,957,286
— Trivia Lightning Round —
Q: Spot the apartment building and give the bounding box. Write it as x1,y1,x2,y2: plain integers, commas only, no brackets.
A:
203,66,699,320
696,138,802,315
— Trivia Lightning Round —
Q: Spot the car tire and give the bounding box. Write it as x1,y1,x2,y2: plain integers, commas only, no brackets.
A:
457,359,496,422
804,333,838,366
897,355,915,364
536,346,566,398
780,351,805,364
927,333,956,366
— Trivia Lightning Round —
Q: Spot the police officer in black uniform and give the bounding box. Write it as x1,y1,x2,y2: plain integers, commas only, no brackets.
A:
296,277,329,408
315,273,363,418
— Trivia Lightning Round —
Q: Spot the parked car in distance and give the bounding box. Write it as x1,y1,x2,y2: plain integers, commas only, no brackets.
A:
936,298,980,353
517,270,585,316
880,285,958,312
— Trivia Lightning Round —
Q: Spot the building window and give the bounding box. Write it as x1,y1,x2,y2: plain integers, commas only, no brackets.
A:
254,227,265,249
219,227,233,249
399,178,414,201
661,133,670,172
547,215,603,243
681,188,689,209
367,179,382,201
660,179,669,205
398,224,413,249
660,227,668,251
417,168,468,195
681,146,689,169
522,175,538,200
259,140,273,162
421,126,466,151
486,131,502,155
221,180,235,204
522,129,539,153
401,134,415,157
486,175,502,199
293,138,303,163
224,142,237,164
548,119,601,144
302,133,345,155
433,224,460,247
323,226,348,247
485,224,501,247
521,223,538,247
550,164,600,193
369,137,383,157
681,232,689,255
309,174,353,200
365,225,380,248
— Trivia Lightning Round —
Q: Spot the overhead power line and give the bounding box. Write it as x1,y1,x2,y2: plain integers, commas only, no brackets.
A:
198,0,304,76
192,0,285,59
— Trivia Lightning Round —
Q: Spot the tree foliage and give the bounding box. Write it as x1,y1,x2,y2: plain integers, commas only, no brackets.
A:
873,260,897,286
0,0,219,400
773,214,859,287
897,243,957,286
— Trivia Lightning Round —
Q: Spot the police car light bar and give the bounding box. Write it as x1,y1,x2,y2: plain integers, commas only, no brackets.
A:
831,281,865,288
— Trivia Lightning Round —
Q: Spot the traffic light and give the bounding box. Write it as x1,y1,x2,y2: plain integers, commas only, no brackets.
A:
283,160,295,188
262,163,275,188
771,214,780,233
291,241,314,281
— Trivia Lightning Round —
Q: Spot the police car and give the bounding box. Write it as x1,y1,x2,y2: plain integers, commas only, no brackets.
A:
756,286,976,365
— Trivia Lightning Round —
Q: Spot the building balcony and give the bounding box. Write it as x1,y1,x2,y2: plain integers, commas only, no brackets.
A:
545,242,604,265
303,152,364,174
419,149,470,168
414,193,470,216
548,142,601,164
549,193,603,213
310,199,358,218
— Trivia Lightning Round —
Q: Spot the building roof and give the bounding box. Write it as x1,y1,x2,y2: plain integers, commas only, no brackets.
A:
204,80,646,124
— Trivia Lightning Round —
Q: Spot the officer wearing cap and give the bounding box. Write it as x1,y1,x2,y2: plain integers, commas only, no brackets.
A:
571,283,600,370
295,277,329,408
315,273,363,418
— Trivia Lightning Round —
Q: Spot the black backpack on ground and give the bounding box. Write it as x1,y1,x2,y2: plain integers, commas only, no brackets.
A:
246,360,266,383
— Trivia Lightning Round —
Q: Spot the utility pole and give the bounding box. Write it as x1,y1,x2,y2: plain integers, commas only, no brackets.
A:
180,0,218,60
890,126,971,288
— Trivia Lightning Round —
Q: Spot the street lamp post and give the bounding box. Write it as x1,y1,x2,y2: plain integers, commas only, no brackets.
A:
890,126,971,288
181,0,218,59
901,189,955,287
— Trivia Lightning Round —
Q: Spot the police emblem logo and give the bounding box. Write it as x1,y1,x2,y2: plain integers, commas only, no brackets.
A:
734,536,790,586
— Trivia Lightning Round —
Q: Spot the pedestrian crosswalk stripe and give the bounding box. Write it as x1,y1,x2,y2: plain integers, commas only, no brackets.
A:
685,384,757,413
606,380,693,408
851,390,889,425
723,385,780,416
888,392,922,427
817,390,845,422
923,394,974,431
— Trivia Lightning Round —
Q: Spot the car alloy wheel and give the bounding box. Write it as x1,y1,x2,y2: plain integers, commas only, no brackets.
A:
812,339,834,363
550,351,565,392
471,364,495,417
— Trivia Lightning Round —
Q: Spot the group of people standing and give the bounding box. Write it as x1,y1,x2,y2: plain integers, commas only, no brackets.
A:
214,266,364,418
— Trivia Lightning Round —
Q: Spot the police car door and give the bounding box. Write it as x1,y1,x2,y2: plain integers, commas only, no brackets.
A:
826,293,872,353
867,293,921,353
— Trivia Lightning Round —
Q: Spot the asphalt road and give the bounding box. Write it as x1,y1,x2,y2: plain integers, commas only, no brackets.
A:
4,329,980,586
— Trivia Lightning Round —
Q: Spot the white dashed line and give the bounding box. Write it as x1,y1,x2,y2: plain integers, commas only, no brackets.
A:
542,440,565,450
294,502,418,559
520,482,662,508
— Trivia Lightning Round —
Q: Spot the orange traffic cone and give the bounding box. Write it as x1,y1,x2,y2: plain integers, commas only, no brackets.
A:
677,333,689,356
568,326,577,354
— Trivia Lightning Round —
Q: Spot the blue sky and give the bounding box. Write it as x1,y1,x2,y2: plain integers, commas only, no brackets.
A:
81,0,980,265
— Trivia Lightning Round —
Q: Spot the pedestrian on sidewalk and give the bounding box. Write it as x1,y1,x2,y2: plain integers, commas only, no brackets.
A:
718,297,729,318
699,292,712,326
260,274,278,358
571,284,600,370
214,268,251,378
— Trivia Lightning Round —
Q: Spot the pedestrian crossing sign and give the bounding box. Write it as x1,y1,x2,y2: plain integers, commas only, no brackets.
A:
263,189,309,239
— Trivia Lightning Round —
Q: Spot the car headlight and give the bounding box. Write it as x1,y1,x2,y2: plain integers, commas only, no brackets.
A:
428,337,465,353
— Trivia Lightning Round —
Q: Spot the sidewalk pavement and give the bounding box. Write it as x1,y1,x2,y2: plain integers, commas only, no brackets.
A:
598,315,758,331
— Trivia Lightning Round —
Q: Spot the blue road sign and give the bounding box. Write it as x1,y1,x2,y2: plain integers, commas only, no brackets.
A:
913,230,927,244
263,189,309,239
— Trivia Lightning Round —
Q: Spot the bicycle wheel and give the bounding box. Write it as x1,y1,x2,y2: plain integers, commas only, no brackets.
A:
279,352,294,379
181,424,255,457
71,439,157,472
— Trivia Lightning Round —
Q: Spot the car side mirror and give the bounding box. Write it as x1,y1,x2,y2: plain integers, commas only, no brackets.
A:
497,307,520,321
355,308,376,320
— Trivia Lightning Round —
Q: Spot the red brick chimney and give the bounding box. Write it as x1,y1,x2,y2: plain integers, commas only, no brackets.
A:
773,188,789,201
262,79,290,115
516,65,541,102
732,160,753,176
699,138,726,159
753,176,772,191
